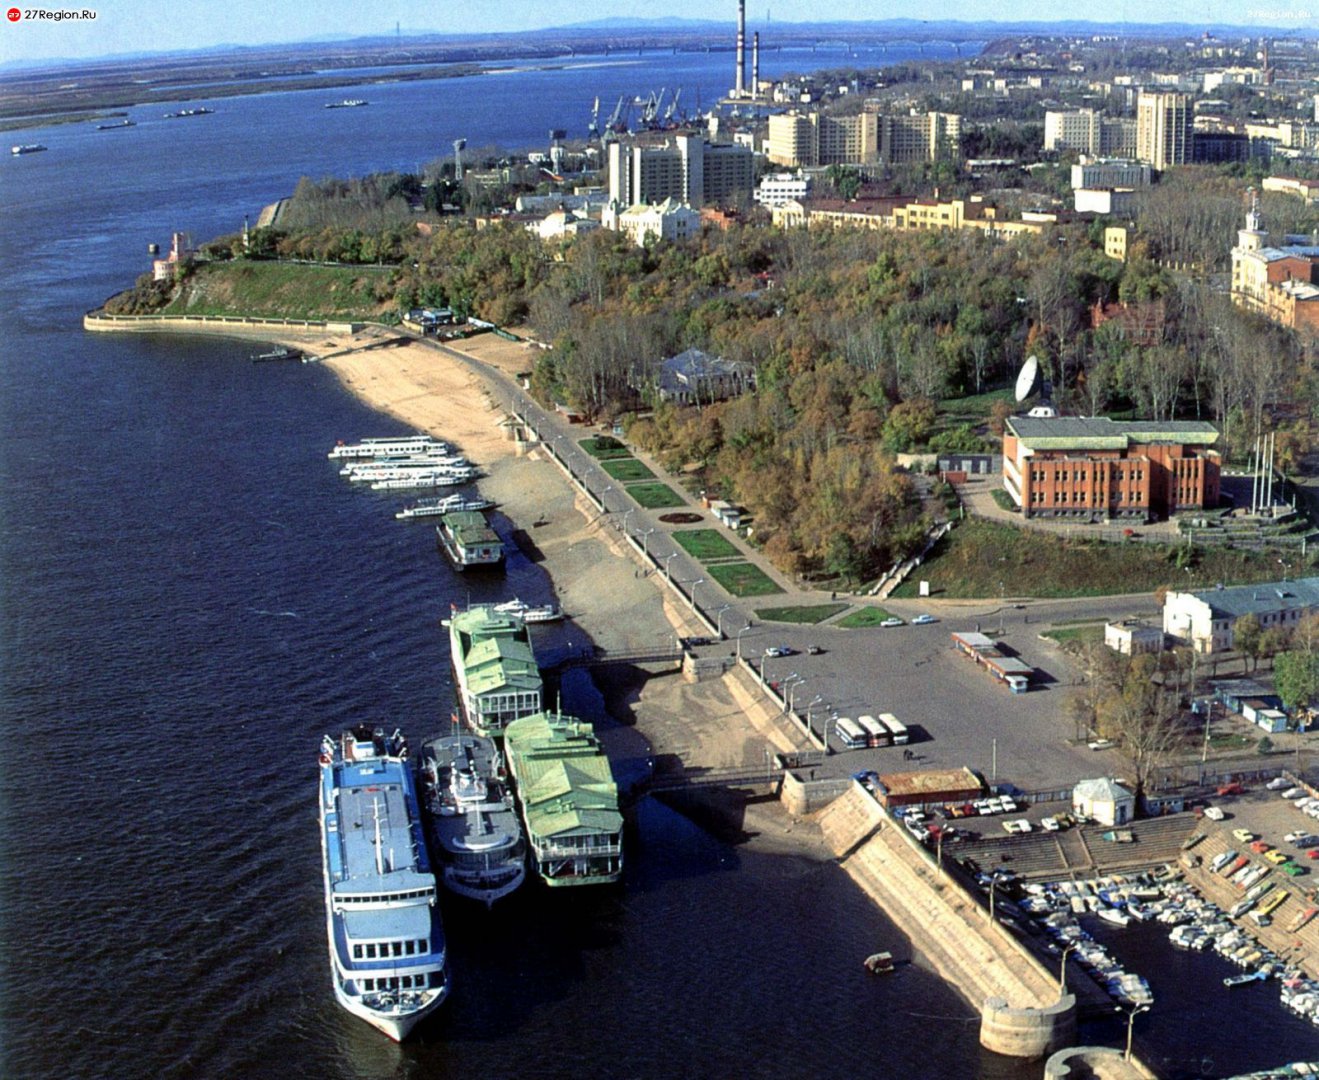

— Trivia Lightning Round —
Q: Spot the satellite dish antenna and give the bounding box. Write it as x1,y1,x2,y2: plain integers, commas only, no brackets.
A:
1014,355,1042,403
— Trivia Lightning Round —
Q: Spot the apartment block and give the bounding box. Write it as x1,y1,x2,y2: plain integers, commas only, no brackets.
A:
1136,91,1192,169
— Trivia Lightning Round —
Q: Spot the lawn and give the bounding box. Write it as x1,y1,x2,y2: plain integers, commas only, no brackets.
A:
937,387,1016,417
578,436,632,460
753,604,848,624
836,606,898,628
889,518,1314,600
159,260,391,321
706,562,783,597
672,528,740,561
601,457,656,482
1038,624,1106,646
625,482,687,509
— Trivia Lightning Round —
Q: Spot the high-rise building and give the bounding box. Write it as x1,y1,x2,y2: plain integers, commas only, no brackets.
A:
766,110,959,168
1136,91,1192,169
607,135,753,208
1044,109,1101,153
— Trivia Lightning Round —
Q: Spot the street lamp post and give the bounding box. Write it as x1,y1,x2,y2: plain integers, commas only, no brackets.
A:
664,551,679,581
689,577,705,613
639,527,656,557
1059,942,1078,994
715,604,732,637
998,581,1005,635
784,674,804,714
598,484,613,513
806,695,824,741
737,621,754,659
1120,1004,1149,1062
622,507,636,535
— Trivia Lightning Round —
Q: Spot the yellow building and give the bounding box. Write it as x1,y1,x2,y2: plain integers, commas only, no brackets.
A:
1104,226,1129,261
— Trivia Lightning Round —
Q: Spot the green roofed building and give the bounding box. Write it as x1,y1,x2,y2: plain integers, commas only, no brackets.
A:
1002,416,1220,522
503,712,623,887
447,605,543,738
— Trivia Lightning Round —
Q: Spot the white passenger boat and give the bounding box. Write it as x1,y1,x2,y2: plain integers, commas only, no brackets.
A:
492,598,563,623
328,436,446,460
371,473,470,491
319,727,449,1040
395,494,494,520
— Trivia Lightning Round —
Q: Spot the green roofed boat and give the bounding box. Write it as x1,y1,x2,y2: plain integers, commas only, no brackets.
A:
445,604,543,739
503,712,623,887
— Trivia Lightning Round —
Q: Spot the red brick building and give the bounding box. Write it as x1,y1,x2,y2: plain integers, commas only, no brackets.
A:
1002,417,1220,522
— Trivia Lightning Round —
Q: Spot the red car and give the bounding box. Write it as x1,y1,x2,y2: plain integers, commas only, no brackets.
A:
1217,782,1245,796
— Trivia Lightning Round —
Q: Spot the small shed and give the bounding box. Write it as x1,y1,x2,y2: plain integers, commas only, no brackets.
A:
1214,679,1273,716
1253,708,1288,734
708,499,743,530
1073,777,1135,826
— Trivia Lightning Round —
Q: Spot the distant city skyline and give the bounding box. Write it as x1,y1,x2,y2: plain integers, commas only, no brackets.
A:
0,1,1312,65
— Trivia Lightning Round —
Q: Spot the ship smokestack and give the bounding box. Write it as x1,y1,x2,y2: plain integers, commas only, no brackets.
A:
735,0,746,97
752,31,759,99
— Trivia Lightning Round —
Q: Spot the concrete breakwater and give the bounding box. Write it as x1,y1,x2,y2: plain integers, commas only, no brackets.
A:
82,311,361,335
817,783,1078,1059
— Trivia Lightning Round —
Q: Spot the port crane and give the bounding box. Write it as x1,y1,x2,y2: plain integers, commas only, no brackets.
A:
604,94,629,136
587,95,600,141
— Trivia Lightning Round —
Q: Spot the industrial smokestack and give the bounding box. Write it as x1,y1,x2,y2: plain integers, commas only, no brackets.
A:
735,0,746,97
752,31,759,99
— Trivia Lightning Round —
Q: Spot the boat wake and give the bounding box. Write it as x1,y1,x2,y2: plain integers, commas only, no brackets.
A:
249,608,301,618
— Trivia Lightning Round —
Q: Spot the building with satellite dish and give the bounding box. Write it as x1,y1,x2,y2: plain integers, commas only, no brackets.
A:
1001,416,1221,522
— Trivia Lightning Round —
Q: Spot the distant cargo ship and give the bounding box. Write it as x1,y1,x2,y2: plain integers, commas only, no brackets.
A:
97,120,136,130
11,144,47,155
163,108,214,118
326,99,369,109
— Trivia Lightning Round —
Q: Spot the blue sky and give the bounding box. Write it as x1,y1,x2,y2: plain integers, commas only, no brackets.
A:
0,1,1309,65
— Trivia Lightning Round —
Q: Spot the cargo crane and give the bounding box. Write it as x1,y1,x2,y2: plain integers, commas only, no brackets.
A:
663,88,683,127
604,95,629,138
639,88,665,129
587,95,600,142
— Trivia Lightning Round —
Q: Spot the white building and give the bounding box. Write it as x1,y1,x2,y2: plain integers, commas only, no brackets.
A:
1071,159,1151,190
1162,576,1319,653
1136,91,1192,169
1074,188,1136,215
754,172,811,207
1044,109,1102,153
607,135,753,209
611,198,701,247
1073,778,1135,826
532,210,600,242
1104,621,1164,656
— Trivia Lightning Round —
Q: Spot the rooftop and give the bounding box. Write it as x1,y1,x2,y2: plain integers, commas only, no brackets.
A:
504,713,622,838
1182,575,1319,619
875,766,982,798
1073,777,1133,802
1005,416,1220,450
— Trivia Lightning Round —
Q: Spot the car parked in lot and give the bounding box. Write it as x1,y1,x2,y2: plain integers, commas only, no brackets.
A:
1203,806,1226,821
879,617,905,628
911,614,939,625
1267,777,1292,791
1265,850,1291,865
1283,787,1306,799
763,645,794,657
1233,828,1255,843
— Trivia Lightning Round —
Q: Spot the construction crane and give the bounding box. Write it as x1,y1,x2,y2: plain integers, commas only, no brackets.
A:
452,138,466,182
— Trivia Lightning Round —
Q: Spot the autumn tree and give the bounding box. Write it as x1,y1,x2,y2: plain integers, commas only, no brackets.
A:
1234,613,1263,672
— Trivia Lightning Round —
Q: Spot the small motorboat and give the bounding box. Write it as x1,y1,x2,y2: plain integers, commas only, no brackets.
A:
863,951,895,975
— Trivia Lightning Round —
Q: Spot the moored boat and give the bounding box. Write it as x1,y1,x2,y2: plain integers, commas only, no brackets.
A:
319,727,449,1040
504,711,624,887
11,144,47,155
328,435,447,460
420,732,526,905
492,597,563,623
436,511,504,570
395,494,494,520
326,99,369,108
445,604,542,738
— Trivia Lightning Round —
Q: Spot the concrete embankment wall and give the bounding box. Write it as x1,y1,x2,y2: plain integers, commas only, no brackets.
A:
83,312,360,336
817,784,1077,1059
1044,1046,1159,1079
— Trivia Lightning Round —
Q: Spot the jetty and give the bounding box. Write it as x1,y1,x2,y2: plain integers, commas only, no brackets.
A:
817,782,1077,1058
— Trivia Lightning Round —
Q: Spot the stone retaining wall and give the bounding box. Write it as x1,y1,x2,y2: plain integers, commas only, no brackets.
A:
83,312,360,335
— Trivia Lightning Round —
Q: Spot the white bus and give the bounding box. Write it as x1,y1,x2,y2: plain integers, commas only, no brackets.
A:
856,714,893,749
834,717,868,749
878,712,909,745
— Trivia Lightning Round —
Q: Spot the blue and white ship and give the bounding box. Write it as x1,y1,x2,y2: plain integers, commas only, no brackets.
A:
318,727,450,1040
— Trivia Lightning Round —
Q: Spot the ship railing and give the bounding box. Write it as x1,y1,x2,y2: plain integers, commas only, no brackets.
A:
536,839,622,859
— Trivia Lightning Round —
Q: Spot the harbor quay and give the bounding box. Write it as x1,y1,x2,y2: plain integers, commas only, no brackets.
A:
89,316,1305,1067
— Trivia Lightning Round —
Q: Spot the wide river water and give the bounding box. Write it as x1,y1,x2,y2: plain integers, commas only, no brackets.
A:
0,41,1314,1080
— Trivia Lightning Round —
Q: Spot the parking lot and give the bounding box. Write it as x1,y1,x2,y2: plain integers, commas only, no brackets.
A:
726,610,1116,790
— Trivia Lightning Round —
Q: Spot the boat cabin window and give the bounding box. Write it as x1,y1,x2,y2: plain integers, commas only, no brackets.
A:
404,940,415,956
352,944,363,959
366,943,377,959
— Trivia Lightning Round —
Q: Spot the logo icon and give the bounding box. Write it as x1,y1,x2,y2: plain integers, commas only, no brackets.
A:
6,8,20,20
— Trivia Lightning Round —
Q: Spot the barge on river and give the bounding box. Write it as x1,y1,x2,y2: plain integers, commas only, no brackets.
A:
445,604,543,739
318,726,449,1040
503,711,623,887
436,510,503,570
